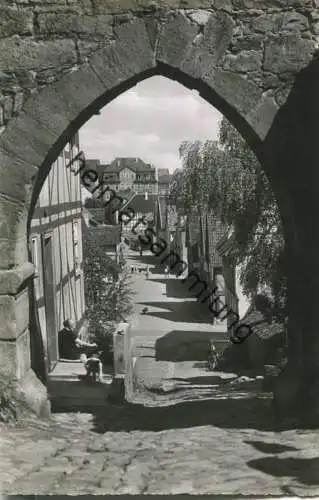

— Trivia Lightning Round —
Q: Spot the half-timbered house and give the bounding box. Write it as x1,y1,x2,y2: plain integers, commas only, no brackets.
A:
29,133,87,373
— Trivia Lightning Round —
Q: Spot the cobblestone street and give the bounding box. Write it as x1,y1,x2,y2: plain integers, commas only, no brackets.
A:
1,253,319,496
2,408,319,495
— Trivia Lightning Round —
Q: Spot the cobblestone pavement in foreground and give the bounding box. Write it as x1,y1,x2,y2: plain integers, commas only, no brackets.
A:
1,403,319,496
2,351,319,496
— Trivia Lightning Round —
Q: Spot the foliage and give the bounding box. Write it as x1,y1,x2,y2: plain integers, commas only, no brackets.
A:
91,322,115,366
218,118,286,322
83,233,133,322
168,170,184,209
170,118,286,321
83,233,133,363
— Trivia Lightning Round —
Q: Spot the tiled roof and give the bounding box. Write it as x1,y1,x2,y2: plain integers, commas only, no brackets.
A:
86,225,121,246
88,208,105,223
85,159,101,171
102,157,155,173
158,168,170,184
238,306,284,341
121,193,157,213
117,189,134,199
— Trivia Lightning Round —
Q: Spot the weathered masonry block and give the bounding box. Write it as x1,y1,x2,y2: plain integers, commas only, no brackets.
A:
0,328,31,380
0,290,29,340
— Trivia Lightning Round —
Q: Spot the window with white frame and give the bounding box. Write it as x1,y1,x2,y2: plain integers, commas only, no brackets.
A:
72,220,81,274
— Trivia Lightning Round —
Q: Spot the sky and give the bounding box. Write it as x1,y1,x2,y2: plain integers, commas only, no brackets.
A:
79,75,222,173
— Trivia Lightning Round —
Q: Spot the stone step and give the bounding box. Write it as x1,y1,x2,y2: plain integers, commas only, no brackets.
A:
46,361,130,412
49,373,113,382
48,377,113,411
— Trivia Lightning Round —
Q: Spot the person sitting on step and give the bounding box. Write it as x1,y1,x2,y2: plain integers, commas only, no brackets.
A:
58,319,97,361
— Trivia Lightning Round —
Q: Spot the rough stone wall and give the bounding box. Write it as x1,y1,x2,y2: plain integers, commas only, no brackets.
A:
0,0,316,131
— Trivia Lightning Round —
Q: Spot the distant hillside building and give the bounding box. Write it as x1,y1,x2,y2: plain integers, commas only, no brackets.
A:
80,157,173,246
99,157,157,194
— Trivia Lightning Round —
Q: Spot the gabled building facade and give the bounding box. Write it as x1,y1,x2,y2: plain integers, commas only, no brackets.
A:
29,133,87,374
100,157,157,194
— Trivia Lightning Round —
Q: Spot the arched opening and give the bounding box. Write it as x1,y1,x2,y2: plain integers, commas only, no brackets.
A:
24,69,284,415
0,14,316,425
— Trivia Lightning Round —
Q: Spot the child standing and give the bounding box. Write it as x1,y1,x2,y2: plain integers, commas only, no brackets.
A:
80,351,103,382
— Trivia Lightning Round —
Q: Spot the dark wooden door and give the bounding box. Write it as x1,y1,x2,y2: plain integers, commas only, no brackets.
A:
42,234,58,371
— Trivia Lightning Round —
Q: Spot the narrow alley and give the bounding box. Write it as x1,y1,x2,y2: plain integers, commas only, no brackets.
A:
126,250,233,404
1,251,319,496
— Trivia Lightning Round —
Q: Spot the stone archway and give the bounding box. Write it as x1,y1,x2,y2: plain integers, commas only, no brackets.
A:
0,3,317,417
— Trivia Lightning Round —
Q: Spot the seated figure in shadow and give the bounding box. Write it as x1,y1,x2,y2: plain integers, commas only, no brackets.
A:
58,319,97,361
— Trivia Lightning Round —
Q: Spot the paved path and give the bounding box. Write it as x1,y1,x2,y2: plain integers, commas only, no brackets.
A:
1,411,319,495
1,250,319,496
125,251,230,395
127,250,227,338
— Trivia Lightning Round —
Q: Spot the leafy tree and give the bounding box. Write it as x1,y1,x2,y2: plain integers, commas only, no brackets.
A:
169,170,184,209
83,241,133,324
218,118,286,322
171,118,286,321
83,233,133,364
